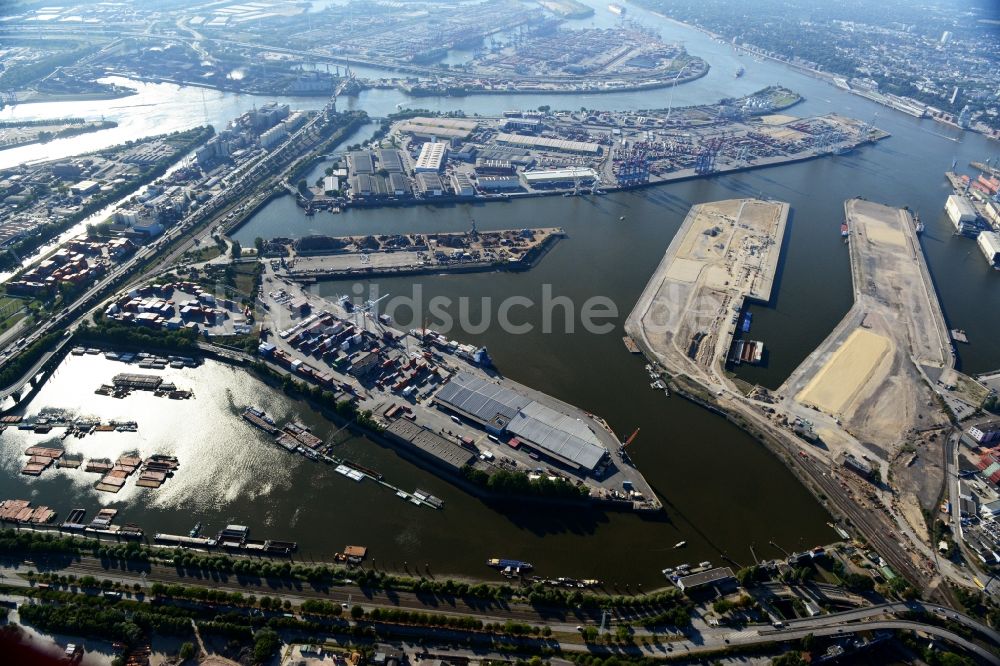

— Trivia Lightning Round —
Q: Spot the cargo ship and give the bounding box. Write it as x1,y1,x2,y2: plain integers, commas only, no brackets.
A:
608,3,625,16
729,340,764,365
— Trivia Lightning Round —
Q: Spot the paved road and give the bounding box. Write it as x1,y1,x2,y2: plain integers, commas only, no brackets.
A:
5,560,998,663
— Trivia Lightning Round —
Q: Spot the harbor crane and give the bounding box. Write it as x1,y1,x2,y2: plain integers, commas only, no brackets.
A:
360,293,391,332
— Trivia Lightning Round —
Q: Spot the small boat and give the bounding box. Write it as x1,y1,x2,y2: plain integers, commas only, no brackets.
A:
487,558,533,572
674,541,687,549
189,522,202,538
618,216,625,221
699,560,711,568
735,65,745,78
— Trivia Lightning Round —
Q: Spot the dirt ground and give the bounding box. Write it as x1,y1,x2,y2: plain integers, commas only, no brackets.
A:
890,427,948,516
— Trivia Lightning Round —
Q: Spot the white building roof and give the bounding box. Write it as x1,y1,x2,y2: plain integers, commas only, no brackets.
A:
415,142,448,171
494,132,601,155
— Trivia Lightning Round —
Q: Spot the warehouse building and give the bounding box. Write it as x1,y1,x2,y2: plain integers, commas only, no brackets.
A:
388,172,411,197
348,151,374,174
451,172,475,197
377,149,404,172
476,175,522,192
397,117,478,144
977,230,1000,268
522,167,598,188
415,172,444,196
415,142,448,172
675,567,736,593
493,132,602,155
433,372,608,474
945,194,978,233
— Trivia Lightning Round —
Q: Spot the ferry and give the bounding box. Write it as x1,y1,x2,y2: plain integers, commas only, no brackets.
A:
674,541,687,549
487,558,533,571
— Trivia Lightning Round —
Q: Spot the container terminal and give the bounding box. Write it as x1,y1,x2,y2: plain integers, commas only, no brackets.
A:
254,263,661,512
303,88,888,214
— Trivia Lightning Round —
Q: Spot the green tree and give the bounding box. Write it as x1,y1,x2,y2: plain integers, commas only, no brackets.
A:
254,236,264,254
230,240,242,259
179,642,196,661
350,604,364,620
252,628,280,663
297,178,308,194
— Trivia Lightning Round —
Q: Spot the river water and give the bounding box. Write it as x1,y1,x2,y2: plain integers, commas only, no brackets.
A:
2,0,998,586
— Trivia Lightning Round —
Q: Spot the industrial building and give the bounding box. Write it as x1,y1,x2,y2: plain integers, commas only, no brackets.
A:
397,116,477,144
259,124,288,150
674,567,736,593
476,175,522,191
977,230,1000,268
415,172,444,196
348,151,374,174
451,172,475,197
493,132,602,155
377,149,404,172
385,418,475,473
522,167,598,187
945,194,978,232
433,372,607,474
415,142,448,172
970,421,1000,445
388,172,411,197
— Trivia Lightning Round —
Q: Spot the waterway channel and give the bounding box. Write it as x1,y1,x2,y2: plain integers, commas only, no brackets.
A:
1,0,998,586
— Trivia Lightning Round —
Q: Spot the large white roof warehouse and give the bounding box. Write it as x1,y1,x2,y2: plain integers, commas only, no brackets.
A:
493,132,602,155
433,372,607,472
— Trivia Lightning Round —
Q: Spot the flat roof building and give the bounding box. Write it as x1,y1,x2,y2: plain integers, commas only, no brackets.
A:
977,231,1000,268
70,180,100,195
415,172,444,196
415,142,448,172
522,167,598,186
451,172,475,197
377,149,404,172
675,567,736,593
434,372,607,473
477,175,521,191
494,132,601,155
946,194,977,230
388,172,411,196
397,116,478,143
385,419,475,472
349,151,374,174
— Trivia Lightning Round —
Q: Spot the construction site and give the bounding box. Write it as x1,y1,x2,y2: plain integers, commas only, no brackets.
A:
625,198,789,386
778,199,952,463
265,227,564,282
626,198,980,594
